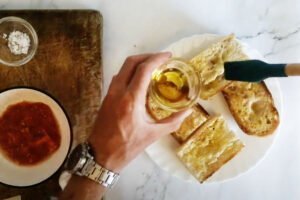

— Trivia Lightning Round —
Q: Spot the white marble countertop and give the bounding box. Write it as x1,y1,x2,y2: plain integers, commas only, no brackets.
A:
3,0,300,199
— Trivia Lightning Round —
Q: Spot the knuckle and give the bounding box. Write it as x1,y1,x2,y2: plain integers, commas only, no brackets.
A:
137,62,152,75
124,55,138,65
138,62,147,69
107,89,120,98
111,75,119,84
112,75,118,81
107,75,121,95
107,85,117,95
134,64,147,77
107,88,116,97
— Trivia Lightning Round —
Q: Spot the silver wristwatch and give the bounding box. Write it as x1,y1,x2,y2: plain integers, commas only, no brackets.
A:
66,143,119,188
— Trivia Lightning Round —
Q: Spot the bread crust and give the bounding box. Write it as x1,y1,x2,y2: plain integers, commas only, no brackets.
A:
171,104,209,143
146,94,210,143
222,81,279,136
146,94,173,121
189,34,248,100
177,116,244,183
201,140,244,182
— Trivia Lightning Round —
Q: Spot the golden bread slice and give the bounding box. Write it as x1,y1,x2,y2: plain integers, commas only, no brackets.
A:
177,116,244,183
222,81,279,136
146,94,209,143
189,34,248,100
172,104,209,143
146,94,174,120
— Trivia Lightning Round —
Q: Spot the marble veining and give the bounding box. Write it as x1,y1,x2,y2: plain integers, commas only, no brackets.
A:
238,26,300,58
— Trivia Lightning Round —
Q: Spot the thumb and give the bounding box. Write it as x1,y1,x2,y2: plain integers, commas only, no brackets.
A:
154,108,193,136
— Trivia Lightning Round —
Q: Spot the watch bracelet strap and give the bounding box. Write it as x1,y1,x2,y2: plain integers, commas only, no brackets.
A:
84,159,119,188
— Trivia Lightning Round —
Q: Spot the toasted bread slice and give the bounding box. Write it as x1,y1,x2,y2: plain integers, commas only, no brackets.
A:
222,81,279,136
146,94,210,143
172,104,209,143
190,34,248,100
177,116,244,183
146,94,174,120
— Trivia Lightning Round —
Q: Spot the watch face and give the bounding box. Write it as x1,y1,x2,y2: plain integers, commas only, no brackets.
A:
66,144,85,171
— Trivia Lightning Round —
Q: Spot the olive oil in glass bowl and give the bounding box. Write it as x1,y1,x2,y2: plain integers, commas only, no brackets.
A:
149,59,200,112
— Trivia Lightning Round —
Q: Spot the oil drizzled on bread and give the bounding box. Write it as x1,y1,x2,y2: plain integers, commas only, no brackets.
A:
189,34,248,100
222,81,279,136
177,116,244,183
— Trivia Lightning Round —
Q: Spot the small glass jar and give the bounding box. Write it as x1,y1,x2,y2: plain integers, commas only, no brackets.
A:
148,59,200,112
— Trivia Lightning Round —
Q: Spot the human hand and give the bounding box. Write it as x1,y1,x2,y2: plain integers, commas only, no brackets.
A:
88,52,191,172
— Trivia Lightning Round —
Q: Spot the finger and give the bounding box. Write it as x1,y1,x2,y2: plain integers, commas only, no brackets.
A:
128,52,172,99
152,109,193,138
106,75,122,95
116,54,153,86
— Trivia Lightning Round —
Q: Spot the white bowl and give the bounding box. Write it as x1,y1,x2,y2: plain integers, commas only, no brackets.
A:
0,88,71,187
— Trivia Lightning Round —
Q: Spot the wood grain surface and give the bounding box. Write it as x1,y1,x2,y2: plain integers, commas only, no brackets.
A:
0,10,103,200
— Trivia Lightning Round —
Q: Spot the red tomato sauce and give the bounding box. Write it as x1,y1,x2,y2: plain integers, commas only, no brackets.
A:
0,101,61,166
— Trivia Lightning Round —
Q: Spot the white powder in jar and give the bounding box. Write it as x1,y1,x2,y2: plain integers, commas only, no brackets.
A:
7,31,31,55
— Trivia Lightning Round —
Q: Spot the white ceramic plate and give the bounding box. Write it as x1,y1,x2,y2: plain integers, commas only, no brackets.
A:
145,34,283,184
0,88,71,187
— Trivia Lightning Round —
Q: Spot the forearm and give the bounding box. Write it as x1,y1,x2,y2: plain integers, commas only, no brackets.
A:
59,53,187,200
59,175,106,200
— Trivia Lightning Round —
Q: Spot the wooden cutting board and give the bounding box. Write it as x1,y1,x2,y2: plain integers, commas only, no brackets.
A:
0,10,103,199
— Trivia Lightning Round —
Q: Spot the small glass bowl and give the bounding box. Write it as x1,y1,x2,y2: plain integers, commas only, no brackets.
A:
149,59,200,112
0,16,38,67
